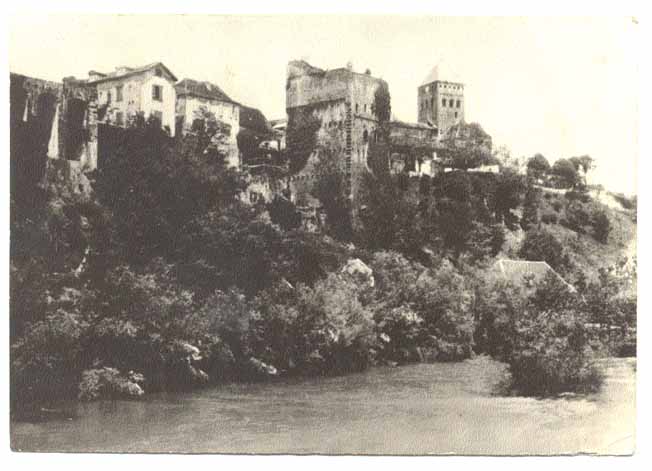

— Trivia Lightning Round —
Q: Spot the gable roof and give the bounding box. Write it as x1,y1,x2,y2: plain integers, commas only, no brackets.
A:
175,78,238,104
88,62,178,84
494,259,575,292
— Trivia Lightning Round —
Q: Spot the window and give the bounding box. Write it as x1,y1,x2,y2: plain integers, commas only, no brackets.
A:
456,100,461,108
364,104,367,112
363,129,369,143
152,85,163,101
355,104,359,113
455,112,458,118
107,91,112,103
116,85,123,102
430,98,434,108
155,68,162,77
442,98,446,107
449,99,454,107
115,111,124,126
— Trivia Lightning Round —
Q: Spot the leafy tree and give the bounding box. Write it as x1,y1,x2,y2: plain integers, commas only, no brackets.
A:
268,195,302,231
551,158,580,189
592,209,611,244
95,114,247,263
493,167,526,223
526,153,551,181
311,137,352,240
371,82,391,123
519,228,570,274
521,184,542,230
569,155,594,174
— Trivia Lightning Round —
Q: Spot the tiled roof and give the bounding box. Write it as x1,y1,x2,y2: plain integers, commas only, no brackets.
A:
494,259,575,291
88,62,178,83
175,78,237,104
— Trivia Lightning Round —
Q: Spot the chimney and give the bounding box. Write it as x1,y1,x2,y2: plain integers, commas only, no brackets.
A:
346,61,353,71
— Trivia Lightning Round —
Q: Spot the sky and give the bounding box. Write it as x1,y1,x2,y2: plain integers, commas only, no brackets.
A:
9,15,639,194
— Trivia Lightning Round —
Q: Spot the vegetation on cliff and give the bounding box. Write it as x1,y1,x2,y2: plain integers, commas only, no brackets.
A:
10,109,637,416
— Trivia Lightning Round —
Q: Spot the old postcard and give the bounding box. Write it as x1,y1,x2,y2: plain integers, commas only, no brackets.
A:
8,13,637,455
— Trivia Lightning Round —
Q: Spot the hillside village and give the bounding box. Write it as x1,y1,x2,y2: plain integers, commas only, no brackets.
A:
10,56,637,418
10,59,502,222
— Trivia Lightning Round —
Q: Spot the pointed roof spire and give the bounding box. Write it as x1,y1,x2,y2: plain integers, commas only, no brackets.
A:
421,60,462,85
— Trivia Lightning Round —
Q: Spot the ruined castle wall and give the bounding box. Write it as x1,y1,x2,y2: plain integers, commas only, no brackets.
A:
286,70,348,109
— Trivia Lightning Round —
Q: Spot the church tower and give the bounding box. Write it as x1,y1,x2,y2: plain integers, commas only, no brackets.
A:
417,62,464,138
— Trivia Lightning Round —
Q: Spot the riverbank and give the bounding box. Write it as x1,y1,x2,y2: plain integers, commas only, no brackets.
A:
11,356,635,455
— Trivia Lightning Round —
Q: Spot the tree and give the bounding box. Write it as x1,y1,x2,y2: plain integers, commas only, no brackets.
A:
268,195,302,231
493,167,526,223
518,228,570,274
551,158,580,189
526,154,551,181
521,184,542,230
95,113,247,263
311,136,352,240
592,209,611,244
569,155,594,174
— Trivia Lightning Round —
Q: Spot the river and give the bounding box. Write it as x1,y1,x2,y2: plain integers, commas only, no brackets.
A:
11,356,635,455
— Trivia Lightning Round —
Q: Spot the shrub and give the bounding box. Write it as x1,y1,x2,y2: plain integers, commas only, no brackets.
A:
411,261,475,361
473,278,526,359
11,311,88,407
519,228,570,274
78,367,145,401
251,274,376,376
505,309,603,396
592,209,611,244
541,211,558,224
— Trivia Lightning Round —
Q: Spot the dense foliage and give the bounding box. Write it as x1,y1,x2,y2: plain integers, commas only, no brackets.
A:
10,105,636,418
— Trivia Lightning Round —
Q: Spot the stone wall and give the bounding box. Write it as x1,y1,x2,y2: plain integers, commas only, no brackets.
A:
10,73,98,199
286,61,387,221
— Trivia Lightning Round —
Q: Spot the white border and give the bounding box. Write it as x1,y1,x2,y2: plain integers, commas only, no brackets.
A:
3,2,649,470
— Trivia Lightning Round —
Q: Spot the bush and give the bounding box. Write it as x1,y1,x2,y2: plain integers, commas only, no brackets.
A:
250,274,376,376
541,211,558,224
11,311,88,407
78,368,145,401
519,228,570,274
505,309,603,396
592,209,611,244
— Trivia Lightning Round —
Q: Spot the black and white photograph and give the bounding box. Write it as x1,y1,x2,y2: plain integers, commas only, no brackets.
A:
7,12,640,456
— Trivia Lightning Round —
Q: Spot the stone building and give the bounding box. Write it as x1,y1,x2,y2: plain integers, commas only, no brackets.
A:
285,60,389,217
417,62,464,138
388,120,439,176
88,62,178,136
175,78,240,167
10,73,99,175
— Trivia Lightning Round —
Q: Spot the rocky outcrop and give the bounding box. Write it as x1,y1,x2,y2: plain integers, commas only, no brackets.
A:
341,258,375,288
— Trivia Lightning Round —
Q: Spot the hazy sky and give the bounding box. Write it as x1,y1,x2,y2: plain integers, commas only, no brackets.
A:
9,15,638,193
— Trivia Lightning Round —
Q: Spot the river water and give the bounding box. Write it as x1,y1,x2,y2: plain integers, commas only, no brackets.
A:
11,356,635,455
